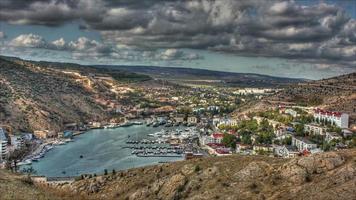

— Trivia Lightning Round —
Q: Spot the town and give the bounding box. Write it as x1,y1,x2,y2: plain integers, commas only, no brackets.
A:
1,71,355,172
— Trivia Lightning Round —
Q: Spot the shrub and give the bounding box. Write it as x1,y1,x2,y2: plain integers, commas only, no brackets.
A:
194,165,201,172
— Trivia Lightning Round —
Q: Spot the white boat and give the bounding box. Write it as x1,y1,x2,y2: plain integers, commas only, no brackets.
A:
18,159,32,166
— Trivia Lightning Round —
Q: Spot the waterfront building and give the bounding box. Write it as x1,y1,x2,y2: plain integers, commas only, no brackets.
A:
304,123,327,135
34,130,57,139
314,108,349,128
0,128,8,162
10,136,24,150
292,136,317,152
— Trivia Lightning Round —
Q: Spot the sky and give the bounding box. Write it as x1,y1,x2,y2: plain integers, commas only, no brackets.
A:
0,0,355,80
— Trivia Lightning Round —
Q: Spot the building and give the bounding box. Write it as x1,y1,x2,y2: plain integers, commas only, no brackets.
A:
34,130,57,139
253,145,274,155
10,136,24,150
202,133,224,145
215,117,238,128
274,145,299,158
285,109,298,117
314,109,349,128
187,116,198,124
304,123,327,135
0,128,8,162
292,136,317,152
325,132,342,143
173,114,185,123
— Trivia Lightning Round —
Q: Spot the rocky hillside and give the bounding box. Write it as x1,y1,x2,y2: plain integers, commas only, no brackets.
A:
240,72,356,123
1,149,355,199
0,57,150,132
0,170,83,200
52,149,355,200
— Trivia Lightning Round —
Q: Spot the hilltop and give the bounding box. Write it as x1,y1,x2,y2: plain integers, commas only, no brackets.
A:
1,149,355,200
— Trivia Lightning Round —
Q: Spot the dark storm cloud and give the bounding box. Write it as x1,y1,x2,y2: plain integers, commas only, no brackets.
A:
0,0,355,67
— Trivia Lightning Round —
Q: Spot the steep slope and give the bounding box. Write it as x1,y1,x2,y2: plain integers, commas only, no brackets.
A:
53,149,356,200
0,57,109,132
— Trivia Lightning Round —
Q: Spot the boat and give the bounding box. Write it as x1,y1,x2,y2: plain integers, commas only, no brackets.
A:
18,159,32,166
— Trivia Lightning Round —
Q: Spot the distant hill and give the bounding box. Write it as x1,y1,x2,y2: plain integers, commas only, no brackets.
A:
94,65,305,87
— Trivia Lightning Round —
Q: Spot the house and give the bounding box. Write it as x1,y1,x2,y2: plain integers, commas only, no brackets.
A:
215,117,238,128
285,109,298,117
202,133,224,145
0,128,8,162
173,114,185,123
34,130,57,139
236,143,251,153
187,116,198,124
314,108,349,128
292,136,317,152
304,123,327,135
274,145,299,158
325,132,342,143
253,145,274,155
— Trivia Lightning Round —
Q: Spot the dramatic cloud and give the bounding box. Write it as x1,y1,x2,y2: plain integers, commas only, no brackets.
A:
7,34,201,62
0,0,355,68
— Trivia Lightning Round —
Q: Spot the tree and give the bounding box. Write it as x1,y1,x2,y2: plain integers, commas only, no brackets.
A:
222,134,237,149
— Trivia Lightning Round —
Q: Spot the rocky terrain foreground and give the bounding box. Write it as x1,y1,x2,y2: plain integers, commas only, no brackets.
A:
5,149,347,200
1,149,355,199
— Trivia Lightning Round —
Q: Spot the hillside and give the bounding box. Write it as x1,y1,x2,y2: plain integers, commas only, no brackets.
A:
0,170,84,200
1,149,352,200
236,73,356,123
271,73,356,121
0,57,150,132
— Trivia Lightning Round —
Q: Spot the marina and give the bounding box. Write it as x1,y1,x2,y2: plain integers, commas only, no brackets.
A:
20,125,195,177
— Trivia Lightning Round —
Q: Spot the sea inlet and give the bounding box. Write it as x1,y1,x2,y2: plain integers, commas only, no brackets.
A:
27,125,184,177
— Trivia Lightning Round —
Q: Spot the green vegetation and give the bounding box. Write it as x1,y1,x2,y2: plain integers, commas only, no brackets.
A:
222,134,237,149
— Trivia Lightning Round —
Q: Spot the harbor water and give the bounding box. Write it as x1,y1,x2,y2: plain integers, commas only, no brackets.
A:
26,125,184,177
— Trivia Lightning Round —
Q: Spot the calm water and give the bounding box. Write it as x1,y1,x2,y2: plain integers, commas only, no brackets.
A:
27,125,184,177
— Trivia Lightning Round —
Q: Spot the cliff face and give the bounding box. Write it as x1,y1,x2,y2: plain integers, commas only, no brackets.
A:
55,149,356,200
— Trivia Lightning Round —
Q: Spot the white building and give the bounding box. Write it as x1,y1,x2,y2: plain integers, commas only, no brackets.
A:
274,145,299,158
292,136,317,152
214,117,238,128
0,128,8,162
304,123,327,135
285,109,298,117
187,116,198,124
202,133,224,145
325,132,342,143
314,109,349,128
